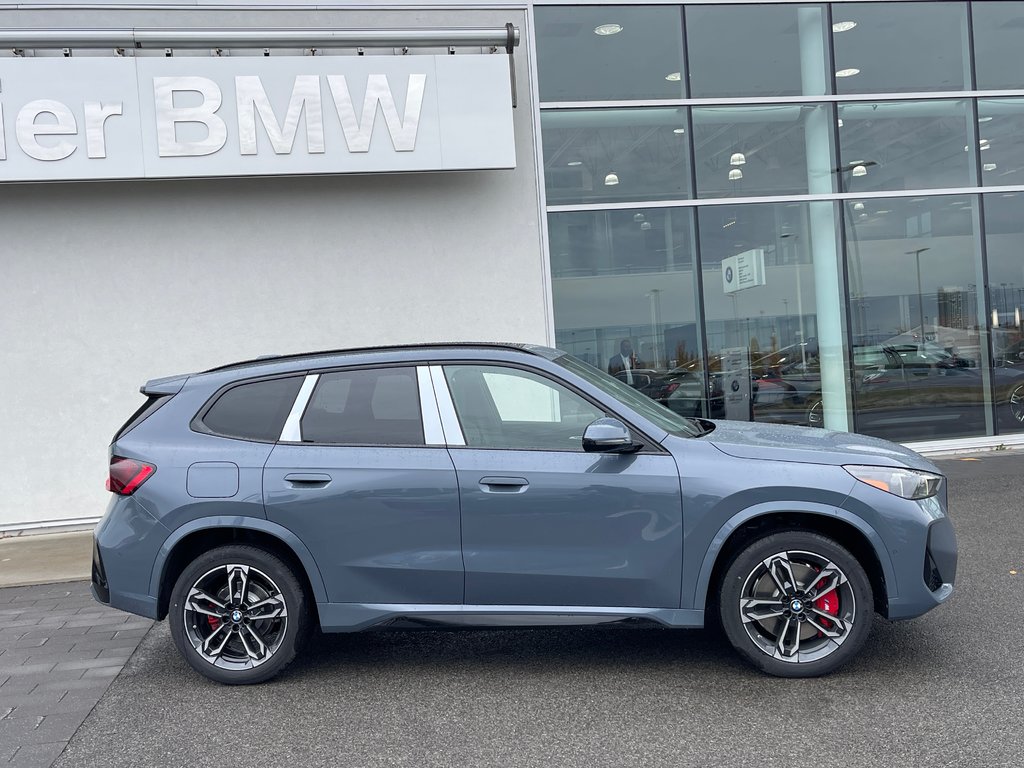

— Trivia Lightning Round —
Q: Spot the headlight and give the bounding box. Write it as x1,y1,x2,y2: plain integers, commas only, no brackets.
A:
844,465,943,500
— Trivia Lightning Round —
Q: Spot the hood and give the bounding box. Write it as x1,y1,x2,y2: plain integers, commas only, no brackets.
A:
701,419,940,473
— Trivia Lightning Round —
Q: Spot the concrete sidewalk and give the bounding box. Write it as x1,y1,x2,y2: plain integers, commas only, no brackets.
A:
0,534,93,590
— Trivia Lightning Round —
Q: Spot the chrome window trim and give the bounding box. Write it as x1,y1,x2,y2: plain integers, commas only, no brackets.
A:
416,366,447,446
279,373,319,443
539,90,1024,109
428,365,466,447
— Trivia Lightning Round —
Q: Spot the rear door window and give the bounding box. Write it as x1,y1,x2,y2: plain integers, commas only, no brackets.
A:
200,376,303,441
300,367,424,445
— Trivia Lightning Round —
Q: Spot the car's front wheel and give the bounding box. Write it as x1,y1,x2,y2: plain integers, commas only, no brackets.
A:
169,545,310,685
719,531,873,677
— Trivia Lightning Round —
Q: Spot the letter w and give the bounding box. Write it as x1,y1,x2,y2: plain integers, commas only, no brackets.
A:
327,74,425,153
236,75,324,155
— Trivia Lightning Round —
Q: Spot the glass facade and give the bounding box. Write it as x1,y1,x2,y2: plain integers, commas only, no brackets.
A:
536,1,1024,443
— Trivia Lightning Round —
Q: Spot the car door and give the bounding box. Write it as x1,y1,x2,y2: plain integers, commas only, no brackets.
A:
263,365,463,605
434,363,683,609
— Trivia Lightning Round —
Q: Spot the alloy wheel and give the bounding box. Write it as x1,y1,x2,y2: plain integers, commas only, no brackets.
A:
183,564,289,670
738,550,856,664
806,399,824,428
1010,385,1024,424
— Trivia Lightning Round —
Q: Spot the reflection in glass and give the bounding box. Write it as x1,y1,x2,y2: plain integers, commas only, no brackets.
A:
541,109,691,205
837,100,973,193
977,100,1024,187
972,2,1024,90
697,202,835,428
693,105,834,199
550,208,704,414
535,6,685,102
831,2,969,94
980,193,1024,433
844,196,990,441
686,4,829,98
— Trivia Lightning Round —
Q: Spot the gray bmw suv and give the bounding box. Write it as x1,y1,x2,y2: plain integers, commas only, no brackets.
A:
93,343,956,684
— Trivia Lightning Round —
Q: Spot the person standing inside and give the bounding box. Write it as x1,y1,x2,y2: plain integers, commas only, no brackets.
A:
608,339,643,385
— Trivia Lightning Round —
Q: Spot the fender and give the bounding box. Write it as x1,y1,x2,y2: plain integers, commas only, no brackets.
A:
689,501,898,612
148,515,329,604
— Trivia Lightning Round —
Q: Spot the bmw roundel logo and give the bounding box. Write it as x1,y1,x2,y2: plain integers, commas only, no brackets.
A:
791,599,803,612
725,266,734,283
231,610,243,622
731,380,740,392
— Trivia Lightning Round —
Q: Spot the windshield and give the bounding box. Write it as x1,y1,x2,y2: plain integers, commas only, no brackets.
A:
552,353,704,438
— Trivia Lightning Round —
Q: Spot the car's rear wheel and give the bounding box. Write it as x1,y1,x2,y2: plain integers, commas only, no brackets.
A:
169,545,309,685
1008,384,1024,425
719,531,873,677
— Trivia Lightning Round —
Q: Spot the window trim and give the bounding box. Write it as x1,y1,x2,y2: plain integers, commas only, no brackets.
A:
432,360,667,454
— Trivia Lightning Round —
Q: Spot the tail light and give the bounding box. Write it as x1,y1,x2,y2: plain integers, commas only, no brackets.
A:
106,456,156,496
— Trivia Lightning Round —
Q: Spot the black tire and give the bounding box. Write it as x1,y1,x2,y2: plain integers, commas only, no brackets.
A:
718,531,873,678
169,544,310,685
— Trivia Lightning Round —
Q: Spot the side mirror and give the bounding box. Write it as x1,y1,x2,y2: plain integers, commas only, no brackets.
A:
582,418,638,453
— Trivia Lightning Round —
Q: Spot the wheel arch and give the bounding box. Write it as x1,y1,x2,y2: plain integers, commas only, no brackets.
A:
150,517,328,621
694,504,895,618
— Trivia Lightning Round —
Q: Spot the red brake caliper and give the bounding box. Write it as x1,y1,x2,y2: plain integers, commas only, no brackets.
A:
208,615,222,631
813,573,839,634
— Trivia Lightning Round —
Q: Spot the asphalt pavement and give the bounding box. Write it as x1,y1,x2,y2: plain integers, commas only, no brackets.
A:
16,453,1024,767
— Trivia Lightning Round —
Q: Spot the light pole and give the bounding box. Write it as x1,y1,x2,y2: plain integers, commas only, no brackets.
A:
906,247,930,342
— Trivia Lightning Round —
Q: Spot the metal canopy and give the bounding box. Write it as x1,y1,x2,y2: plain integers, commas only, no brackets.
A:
0,26,520,50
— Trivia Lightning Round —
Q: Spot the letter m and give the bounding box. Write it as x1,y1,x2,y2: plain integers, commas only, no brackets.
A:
327,74,425,153
236,75,324,155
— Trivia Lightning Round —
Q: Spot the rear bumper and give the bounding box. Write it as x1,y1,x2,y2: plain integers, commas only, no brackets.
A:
91,496,166,620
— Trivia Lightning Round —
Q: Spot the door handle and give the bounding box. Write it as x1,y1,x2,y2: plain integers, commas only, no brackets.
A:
479,476,529,493
284,473,332,488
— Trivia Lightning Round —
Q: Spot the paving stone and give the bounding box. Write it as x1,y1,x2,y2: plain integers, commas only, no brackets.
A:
82,666,123,679
10,741,68,767
18,627,93,641
52,658,129,673
23,650,102,665
0,663,58,677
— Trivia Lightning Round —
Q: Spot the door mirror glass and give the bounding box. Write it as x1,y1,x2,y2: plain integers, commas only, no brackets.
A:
582,418,636,453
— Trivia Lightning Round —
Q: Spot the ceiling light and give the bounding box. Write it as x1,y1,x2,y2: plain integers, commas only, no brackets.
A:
851,164,868,177
984,163,998,171
832,21,858,32
604,172,619,186
640,221,653,231
978,116,993,123
853,202,865,211
665,72,681,82
980,140,991,150
728,168,743,181
723,219,737,229
593,23,623,36
567,161,582,167
633,213,645,222
673,127,686,134
837,118,844,127
876,210,890,215
836,68,860,78
730,152,746,166
993,309,1000,327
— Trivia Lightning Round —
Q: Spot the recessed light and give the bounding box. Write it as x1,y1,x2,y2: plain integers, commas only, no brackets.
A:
673,127,686,134
665,72,682,82
832,21,858,32
567,161,582,167
836,68,860,78
978,116,993,123
593,23,623,36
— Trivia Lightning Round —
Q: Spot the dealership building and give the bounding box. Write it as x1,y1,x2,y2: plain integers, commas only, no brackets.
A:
2,0,1024,533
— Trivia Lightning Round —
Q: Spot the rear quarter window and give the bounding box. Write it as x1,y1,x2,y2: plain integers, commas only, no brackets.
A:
198,376,303,442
